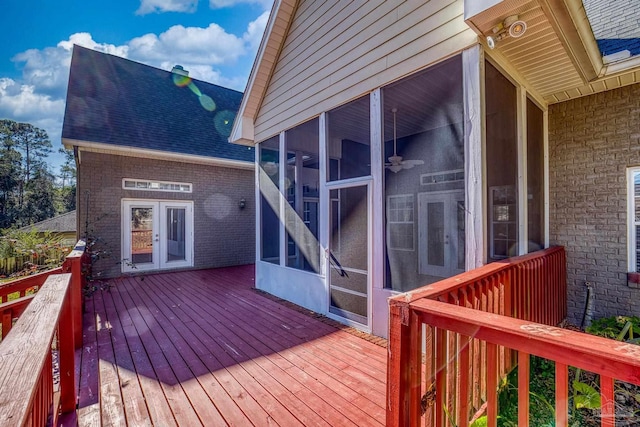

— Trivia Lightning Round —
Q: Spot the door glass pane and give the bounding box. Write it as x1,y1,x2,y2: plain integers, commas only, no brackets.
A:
166,207,186,262
327,95,371,181
131,207,153,264
427,202,445,267
486,61,518,260
329,186,368,323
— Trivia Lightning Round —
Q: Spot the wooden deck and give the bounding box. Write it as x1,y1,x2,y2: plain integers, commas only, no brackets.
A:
74,265,387,426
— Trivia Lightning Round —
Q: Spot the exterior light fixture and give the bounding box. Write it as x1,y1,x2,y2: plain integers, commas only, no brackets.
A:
239,198,246,209
485,15,527,49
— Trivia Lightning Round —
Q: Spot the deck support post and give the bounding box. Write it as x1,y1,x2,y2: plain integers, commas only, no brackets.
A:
63,240,87,349
387,300,421,427
58,293,77,414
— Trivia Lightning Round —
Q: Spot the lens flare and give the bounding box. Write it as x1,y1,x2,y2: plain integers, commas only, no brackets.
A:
172,74,192,87
199,95,216,111
214,110,235,137
187,82,202,97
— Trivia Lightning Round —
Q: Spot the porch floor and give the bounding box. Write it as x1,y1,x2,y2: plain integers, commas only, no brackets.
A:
75,265,387,426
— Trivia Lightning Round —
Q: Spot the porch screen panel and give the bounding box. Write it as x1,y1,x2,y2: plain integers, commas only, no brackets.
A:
635,172,640,271
259,136,280,264
382,55,465,292
486,61,518,260
285,118,320,273
527,98,545,252
326,95,371,182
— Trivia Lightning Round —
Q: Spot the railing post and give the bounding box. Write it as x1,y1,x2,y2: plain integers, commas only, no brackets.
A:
387,300,421,427
58,292,77,414
63,240,86,349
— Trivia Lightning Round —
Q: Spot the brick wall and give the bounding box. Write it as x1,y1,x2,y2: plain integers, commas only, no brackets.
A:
77,151,255,278
549,83,640,325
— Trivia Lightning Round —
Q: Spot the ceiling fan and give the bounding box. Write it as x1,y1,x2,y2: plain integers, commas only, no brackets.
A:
385,108,424,173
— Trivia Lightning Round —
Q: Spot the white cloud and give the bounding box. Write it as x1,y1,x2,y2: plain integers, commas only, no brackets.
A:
209,0,272,10
128,23,245,66
0,78,66,147
243,10,270,51
136,0,198,15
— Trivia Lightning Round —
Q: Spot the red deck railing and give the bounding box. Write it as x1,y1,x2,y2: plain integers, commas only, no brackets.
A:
0,240,87,426
387,247,572,426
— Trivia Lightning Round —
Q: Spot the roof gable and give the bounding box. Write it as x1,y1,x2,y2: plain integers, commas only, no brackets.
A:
63,45,253,162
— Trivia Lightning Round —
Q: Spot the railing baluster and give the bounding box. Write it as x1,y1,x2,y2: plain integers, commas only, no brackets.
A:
487,343,498,427
425,325,435,426
556,362,568,427
518,351,530,426
600,376,615,427
436,328,447,427
458,334,470,427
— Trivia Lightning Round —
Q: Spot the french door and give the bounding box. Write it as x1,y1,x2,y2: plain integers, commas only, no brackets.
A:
418,191,465,278
122,200,193,273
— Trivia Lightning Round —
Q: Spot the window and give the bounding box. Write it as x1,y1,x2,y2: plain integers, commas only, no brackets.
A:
123,179,192,193
629,168,640,272
387,195,414,251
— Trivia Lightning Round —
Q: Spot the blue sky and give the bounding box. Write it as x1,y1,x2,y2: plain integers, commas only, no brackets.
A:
0,0,273,171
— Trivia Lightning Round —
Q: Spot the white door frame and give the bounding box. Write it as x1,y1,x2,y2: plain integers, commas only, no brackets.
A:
324,177,372,332
122,199,194,273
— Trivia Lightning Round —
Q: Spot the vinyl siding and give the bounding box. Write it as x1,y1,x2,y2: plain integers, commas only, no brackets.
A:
254,0,477,142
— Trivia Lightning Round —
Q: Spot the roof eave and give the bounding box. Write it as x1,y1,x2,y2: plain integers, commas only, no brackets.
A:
229,0,298,146
63,138,255,170
538,0,604,82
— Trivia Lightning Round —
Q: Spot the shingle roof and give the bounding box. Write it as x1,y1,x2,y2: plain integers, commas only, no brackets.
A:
583,0,640,57
62,45,253,162
20,210,76,233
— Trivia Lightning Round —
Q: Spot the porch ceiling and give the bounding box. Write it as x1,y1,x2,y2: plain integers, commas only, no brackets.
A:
466,0,640,104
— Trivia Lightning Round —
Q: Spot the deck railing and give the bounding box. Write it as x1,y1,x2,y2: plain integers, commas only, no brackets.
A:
387,246,569,426
0,240,87,426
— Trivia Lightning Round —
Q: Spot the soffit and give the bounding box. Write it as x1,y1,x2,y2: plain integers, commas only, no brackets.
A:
466,0,640,104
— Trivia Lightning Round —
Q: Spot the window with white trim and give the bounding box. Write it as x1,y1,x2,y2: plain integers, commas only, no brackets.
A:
123,179,192,193
387,194,414,251
629,168,640,272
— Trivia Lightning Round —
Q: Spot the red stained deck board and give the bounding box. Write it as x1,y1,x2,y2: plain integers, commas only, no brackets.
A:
150,273,381,426
77,265,387,427
153,270,387,413
143,273,367,426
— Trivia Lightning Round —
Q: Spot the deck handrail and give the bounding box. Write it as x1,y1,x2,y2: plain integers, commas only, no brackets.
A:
0,273,76,426
0,240,88,425
387,247,568,427
409,299,640,426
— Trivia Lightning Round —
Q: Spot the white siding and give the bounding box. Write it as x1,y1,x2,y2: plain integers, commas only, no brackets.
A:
254,0,478,142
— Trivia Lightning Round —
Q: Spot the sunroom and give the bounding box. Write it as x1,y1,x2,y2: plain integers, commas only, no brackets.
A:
230,0,640,339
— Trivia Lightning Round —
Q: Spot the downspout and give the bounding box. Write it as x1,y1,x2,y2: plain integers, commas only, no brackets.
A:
581,281,595,328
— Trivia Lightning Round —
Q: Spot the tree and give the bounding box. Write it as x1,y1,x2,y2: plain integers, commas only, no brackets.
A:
0,122,22,228
23,164,56,225
57,148,76,214
0,119,58,227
